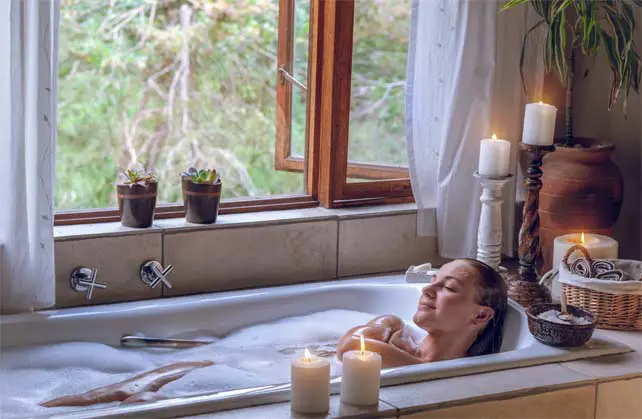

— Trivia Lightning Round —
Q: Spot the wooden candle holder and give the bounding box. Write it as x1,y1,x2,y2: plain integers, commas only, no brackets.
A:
505,144,555,308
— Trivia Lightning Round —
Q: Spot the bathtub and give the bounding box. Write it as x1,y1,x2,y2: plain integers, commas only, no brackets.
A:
0,274,631,419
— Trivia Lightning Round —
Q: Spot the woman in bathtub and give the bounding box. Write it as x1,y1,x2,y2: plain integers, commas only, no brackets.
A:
337,258,508,367
42,259,507,407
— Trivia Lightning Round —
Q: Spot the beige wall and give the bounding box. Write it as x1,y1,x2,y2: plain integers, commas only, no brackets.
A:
550,9,642,259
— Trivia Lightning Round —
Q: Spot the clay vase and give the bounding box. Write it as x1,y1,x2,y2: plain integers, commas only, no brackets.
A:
539,138,623,272
182,178,222,224
117,182,158,228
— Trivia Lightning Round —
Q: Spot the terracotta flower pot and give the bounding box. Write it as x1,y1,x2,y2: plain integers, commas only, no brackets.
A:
117,182,158,228
182,178,222,224
539,138,623,271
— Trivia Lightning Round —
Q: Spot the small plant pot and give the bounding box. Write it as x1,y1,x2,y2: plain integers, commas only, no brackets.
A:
526,303,598,347
182,178,222,224
117,182,158,228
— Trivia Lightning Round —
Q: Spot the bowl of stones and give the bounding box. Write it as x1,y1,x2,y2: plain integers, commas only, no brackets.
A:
526,299,598,347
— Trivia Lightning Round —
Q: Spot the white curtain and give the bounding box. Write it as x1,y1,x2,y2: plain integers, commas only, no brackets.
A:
406,0,544,259
0,0,60,313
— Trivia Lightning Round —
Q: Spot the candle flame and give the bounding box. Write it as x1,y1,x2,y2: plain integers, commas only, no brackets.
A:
581,232,585,244
360,335,365,354
491,134,497,140
304,348,311,361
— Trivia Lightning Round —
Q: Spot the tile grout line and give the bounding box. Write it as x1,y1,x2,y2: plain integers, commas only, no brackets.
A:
161,230,166,298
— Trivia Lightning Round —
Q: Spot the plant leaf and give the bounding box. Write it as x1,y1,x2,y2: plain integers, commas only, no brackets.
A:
500,0,529,11
519,19,547,94
622,2,636,32
531,0,549,20
548,12,568,87
602,32,622,109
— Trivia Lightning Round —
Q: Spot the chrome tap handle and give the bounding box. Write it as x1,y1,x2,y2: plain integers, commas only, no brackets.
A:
150,263,174,289
70,267,107,300
140,260,173,289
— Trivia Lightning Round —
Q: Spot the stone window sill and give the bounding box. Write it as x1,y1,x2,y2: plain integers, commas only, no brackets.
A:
54,203,422,241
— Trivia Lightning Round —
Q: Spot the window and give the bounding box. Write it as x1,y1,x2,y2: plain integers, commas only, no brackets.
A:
55,0,413,225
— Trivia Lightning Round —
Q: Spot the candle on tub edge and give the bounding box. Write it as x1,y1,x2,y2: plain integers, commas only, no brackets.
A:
478,134,511,177
553,233,619,270
340,335,382,406
522,101,558,146
291,348,330,414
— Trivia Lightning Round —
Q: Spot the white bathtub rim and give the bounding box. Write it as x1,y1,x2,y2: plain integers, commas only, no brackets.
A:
1,275,632,419
39,335,630,419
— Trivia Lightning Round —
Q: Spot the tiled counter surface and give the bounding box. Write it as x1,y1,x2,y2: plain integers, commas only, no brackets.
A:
186,330,641,419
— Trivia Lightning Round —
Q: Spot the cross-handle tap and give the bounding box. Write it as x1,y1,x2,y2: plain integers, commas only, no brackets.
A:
70,267,107,300
140,260,173,289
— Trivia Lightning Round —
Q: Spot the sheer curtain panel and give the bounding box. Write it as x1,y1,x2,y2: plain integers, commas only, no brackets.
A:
406,0,544,259
0,0,60,313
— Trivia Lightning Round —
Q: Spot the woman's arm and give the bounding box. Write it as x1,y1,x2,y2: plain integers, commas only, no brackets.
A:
41,361,213,407
337,315,423,368
338,334,422,368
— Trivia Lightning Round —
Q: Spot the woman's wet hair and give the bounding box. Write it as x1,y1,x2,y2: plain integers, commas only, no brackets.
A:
459,258,508,357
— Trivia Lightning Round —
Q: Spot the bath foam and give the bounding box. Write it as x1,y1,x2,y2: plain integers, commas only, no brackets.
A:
0,309,378,418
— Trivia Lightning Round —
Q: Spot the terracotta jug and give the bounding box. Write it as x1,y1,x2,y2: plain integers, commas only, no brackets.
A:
539,138,623,272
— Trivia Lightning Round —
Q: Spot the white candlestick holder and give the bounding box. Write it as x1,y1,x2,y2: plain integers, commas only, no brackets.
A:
474,172,513,270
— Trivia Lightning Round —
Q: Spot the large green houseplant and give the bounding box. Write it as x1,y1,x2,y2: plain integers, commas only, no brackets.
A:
503,0,641,145
503,0,641,270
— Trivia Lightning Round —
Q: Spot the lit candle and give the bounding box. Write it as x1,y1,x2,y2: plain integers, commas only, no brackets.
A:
290,348,330,414
340,335,382,406
553,233,619,269
478,134,511,177
522,101,558,146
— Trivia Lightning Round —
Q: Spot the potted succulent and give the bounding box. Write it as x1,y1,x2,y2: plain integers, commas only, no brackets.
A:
181,167,222,224
117,167,158,228
503,0,641,270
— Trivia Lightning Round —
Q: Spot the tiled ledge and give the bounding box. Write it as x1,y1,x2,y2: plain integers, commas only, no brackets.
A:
53,204,421,241
52,204,443,308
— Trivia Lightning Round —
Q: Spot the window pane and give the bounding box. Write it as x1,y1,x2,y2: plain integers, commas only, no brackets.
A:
56,0,305,211
347,0,410,173
290,0,310,158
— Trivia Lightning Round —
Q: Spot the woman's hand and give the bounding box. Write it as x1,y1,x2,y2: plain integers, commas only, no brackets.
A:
337,315,423,368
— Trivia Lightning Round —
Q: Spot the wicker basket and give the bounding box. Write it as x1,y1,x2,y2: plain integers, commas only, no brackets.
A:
560,245,642,331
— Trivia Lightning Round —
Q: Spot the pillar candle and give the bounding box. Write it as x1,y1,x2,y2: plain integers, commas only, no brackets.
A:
553,233,619,270
522,102,558,146
291,348,330,414
340,336,382,406
478,134,511,177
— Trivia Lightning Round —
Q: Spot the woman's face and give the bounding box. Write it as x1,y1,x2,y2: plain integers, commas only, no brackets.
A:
413,260,491,334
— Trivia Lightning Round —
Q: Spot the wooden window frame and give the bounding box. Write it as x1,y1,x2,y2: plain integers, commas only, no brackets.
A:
311,0,413,208
54,0,412,226
275,0,411,184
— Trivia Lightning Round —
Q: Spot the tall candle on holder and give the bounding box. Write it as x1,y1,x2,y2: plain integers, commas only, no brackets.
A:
522,101,558,145
478,134,511,177
290,348,330,414
340,335,382,406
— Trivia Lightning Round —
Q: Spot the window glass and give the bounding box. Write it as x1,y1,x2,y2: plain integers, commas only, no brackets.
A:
347,0,410,174
56,0,305,211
